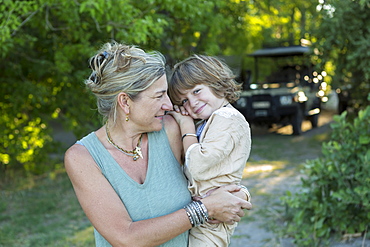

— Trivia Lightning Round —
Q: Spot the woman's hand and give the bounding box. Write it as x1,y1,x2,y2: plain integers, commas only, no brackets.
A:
200,184,252,225
232,185,251,202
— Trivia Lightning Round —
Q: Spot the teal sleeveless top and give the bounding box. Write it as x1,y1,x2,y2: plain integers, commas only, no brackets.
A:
80,127,191,246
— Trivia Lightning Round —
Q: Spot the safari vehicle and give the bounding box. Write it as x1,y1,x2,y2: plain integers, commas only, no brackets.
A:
233,45,325,135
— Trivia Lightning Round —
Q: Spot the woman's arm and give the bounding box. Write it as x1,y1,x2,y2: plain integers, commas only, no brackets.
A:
163,114,184,163
64,144,191,247
166,110,198,153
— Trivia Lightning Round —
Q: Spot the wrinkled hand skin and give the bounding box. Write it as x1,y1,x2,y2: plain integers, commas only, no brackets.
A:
200,185,252,225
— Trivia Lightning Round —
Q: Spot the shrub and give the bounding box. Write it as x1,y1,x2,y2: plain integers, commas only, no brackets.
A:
281,95,370,246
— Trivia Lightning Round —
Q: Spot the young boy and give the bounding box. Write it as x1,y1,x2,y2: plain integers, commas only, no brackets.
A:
168,55,252,246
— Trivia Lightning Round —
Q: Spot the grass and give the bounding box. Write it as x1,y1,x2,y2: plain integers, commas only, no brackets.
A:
0,169,94,247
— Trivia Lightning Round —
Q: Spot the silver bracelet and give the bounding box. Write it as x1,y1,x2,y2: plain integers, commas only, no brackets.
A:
188,202,200,226
184,209,194,226
184,202,198,226
240,185,251,202
181,133,197,141
197,200,209,222
184,201,209,227
193,201,203,224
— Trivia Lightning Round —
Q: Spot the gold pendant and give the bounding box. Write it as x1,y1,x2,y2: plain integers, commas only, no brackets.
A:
134,146,143,159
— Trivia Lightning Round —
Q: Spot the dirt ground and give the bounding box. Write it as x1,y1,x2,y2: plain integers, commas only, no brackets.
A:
230,111,370,247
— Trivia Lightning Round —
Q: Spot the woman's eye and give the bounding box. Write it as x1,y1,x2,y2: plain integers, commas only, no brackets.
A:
193,89,200,94
181,99,188,105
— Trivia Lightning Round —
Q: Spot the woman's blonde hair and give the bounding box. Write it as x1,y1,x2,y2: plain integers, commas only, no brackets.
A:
168,54,241,105
85,41,166,123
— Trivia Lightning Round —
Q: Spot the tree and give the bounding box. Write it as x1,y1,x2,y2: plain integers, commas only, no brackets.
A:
243,0,319,47
313,0,370,112
0,0,254,174
0,0,332,174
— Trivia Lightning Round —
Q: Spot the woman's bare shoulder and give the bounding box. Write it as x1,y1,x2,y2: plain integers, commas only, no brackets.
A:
64,143,95,172
65,143,88,160
163,114,180,136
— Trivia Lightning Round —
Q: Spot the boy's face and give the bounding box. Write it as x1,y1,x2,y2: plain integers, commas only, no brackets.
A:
179,84,226,120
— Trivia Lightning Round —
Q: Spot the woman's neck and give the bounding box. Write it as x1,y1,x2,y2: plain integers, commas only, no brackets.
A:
106,121,142,151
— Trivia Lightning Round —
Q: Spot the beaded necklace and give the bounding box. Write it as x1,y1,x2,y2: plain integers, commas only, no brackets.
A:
105,124,143,161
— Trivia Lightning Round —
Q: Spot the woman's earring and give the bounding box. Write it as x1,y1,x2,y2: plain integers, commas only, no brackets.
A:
126,115,129,122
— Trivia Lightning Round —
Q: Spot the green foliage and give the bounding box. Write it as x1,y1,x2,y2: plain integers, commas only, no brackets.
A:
1,0,98,174
1,0,261,175
0,0,347,176
245,0,319,47
313,0,370,111
281,95,370,246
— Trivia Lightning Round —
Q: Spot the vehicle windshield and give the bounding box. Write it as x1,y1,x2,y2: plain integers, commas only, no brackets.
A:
263,64,311,84
249,46,313,88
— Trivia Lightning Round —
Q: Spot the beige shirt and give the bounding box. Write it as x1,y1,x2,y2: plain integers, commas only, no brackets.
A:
184,105,251,198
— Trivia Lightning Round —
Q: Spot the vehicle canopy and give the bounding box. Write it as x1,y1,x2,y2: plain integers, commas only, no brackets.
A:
249,46,310,57
247,45,314,88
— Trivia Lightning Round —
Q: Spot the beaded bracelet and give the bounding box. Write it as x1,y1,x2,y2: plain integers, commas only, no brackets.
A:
184,200,209,227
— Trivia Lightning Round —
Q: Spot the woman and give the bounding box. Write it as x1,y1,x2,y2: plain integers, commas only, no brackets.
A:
64,41,251,247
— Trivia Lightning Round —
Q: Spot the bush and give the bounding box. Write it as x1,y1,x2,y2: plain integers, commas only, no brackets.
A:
281,95,370,246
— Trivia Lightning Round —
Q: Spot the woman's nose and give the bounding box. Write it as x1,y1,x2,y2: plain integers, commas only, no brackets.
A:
162,94,173,110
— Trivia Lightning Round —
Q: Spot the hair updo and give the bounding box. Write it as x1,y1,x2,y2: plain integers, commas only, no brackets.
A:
85,41,166,123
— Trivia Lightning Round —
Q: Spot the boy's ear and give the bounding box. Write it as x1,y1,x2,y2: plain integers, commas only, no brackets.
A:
117,92,131,114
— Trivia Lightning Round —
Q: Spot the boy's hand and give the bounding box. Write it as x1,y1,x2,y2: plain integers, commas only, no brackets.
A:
173,104,189,116
166,110,194,127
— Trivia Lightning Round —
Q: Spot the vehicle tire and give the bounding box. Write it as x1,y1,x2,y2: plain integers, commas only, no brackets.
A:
310,113,319,128
338,101,348,114
291,108,303,135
